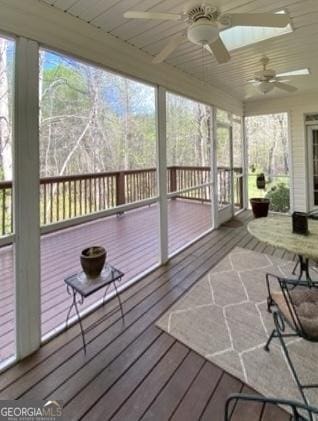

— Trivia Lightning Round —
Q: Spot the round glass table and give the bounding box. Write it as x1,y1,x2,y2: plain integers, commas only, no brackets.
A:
248,215,318,285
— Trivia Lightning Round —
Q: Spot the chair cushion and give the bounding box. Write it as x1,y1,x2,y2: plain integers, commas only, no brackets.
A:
272,289,318,338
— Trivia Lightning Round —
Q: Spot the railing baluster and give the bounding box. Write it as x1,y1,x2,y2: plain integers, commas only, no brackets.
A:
56,182,59,223
2,189,5,236
10,188,13,234
43,183,46,225
89,179,92,213
98,177,101,210
84,179,87,215
63,181,66,220
79,180,83,216
74,180,77,217
50,183,53,223
94,177,97,212
68,180,71,219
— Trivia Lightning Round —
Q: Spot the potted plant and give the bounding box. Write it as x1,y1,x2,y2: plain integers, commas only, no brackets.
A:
80,246,106,278
250,168,270,218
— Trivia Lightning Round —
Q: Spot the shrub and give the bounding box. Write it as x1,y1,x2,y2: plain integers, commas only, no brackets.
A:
265,183,290,213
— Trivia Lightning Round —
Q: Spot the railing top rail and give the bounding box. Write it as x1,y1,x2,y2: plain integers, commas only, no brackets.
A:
0,165,244,189
0,181,12,189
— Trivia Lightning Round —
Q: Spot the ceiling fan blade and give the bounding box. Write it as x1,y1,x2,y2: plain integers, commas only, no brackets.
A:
152,34,186,64
274,77,290,82
272,81,297,92
124,11,182,21
205,37,230,64
225,13,290,28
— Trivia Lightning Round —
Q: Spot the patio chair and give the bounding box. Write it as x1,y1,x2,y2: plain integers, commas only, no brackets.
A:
224,393,318,421
264,274,318,415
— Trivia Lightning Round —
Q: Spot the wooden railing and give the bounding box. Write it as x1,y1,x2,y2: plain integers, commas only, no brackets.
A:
0,166,243,236
0,180,13,237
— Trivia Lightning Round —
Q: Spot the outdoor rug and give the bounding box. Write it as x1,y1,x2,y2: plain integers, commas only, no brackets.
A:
156,247,318,409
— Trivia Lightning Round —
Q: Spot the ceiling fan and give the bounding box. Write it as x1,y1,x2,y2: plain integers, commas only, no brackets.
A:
123,3,290,65
248,57,298,94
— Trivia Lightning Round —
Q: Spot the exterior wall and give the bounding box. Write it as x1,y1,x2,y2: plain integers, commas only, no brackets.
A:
0,0,242,116
244,93,318,212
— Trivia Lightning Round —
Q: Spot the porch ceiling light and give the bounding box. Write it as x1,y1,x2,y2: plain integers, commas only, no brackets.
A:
187,19,219,45
257,82,274,94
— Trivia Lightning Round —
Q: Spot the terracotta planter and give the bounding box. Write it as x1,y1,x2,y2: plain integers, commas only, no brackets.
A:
80,246,106,278
250,198,270,218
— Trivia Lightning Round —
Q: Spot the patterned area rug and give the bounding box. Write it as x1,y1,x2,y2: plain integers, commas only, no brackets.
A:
156,247,318,409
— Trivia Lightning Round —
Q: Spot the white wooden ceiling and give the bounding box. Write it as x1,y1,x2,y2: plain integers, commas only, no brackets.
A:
39,0,318,102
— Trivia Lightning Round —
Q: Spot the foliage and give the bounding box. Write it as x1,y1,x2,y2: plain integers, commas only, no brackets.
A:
265,183,290,213
245,113,289,178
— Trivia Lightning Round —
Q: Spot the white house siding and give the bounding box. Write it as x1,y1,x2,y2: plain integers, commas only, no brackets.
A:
244,93,318,212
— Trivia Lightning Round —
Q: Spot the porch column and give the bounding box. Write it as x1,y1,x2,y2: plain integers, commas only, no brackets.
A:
212,107,219,228
14,37,40,358
157,86,168,264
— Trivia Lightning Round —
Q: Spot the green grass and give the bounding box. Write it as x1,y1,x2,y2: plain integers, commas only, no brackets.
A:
248,174,290,212
248,175,289,199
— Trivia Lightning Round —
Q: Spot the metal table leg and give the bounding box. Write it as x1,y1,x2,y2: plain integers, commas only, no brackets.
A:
65,285,75,328
65,286,86,353
114,278,125,324
297,255,314,286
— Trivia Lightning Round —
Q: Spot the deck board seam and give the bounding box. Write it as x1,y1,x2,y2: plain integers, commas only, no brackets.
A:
78,339,180,420
12,228,251,399
0,223,247,389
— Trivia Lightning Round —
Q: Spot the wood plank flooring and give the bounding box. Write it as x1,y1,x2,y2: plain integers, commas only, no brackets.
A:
0,210,292,420
0,199,211,361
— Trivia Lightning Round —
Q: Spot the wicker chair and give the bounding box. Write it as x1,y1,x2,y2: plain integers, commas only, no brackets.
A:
264,273,318,417
224,393,318,421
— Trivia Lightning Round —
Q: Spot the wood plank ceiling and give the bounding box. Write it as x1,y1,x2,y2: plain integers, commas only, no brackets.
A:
39,0,318,102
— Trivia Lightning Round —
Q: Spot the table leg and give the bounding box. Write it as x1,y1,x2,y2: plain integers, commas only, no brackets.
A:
292,260,299,275
102,283,111,305
114,279,125,324
298,255,314,285
65,286,87,353
65,285,75,328
72,290,87,353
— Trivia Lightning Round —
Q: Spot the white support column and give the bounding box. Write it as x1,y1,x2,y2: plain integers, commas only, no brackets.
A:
242,117,249,209
14,37,40,359
287,111,294,213
156,86,168,264
212,107,219,228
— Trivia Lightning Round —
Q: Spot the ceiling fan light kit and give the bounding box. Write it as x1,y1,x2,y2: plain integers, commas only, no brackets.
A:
187,19,219,45
258,81,274,94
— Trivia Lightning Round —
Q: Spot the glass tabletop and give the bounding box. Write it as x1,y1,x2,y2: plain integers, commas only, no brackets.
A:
64,264,124,297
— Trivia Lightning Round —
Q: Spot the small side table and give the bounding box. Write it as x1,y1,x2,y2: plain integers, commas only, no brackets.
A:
64,264,124,353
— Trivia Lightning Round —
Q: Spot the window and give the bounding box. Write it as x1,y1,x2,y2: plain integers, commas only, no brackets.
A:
166,92,213,254
39,49,158,339
0,35,15,363
245,113,290,213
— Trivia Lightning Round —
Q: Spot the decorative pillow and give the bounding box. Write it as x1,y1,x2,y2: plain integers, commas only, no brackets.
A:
272,289,318,338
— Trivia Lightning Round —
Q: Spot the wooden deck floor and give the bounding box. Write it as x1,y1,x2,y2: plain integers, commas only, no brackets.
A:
0,200,211,361
0,210,294,420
